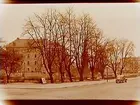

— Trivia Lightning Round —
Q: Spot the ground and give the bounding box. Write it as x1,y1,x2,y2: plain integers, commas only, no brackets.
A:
0,77,140,100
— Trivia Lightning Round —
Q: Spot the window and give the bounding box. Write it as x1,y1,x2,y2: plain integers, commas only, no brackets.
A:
27,61,30,65
27,54,30,58
35,54,36,58
35,68,36,71
27,68,30,71
35,61,37,65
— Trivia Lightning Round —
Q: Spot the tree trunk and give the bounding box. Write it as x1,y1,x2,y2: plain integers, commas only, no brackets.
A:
42,57,54,83
91,70,94,80
112,66,117,78
65,63,73,82
67,70,73,82
6,75,10,83
49,73,54,83
59,65,64,83
79,74,83,81
60,72,64,83
79,70,84,81
48,65,54,83
120,67,124,75
100,72,104,79
113,71,117,78
90,66,95,80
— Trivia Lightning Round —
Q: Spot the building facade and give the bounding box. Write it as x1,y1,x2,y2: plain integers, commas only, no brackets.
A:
6,38,43,73
123,57,140,73
5,38,71,81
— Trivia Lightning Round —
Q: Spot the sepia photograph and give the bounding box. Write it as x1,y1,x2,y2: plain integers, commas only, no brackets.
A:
0,3,140,100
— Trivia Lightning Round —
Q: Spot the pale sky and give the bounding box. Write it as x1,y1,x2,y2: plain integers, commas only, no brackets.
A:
0,3,140,56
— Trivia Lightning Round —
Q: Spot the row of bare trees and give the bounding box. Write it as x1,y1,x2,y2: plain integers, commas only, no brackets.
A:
20,8,136,83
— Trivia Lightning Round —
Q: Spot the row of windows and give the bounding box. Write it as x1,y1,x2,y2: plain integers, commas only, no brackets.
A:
26,61,37,65
27,54,37,58
27,68,37,71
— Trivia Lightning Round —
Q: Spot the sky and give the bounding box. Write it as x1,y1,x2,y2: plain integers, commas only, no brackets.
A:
0,3,140,56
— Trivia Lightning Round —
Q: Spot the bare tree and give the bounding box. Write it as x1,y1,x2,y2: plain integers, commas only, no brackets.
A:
23,9,60,83
119,39,134,75
95,39,110,79
57,8,77,82
54,11,70,83
88,28,103,80
72,13,96,81
63,8,77,82
1,48,23,83
107,39,120,78
107,39,134,77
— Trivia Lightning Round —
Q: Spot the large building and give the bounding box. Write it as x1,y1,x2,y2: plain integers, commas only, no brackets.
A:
5,38,72,81
6,38,44,73
123,57,140,73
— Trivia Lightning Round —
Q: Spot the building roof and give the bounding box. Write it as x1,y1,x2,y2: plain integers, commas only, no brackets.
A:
124,56,140,62
6,38,34,48
5,38,65,50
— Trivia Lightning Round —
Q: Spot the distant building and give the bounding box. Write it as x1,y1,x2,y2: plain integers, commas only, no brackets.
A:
5,38,74,81
123,57,140,73
5,38,43,73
